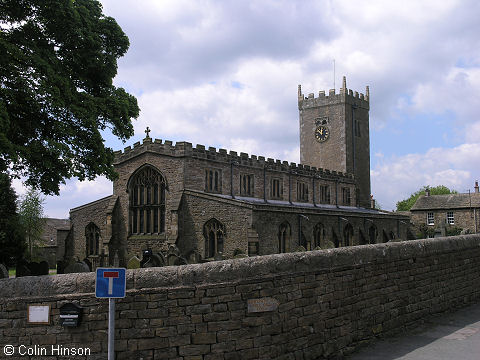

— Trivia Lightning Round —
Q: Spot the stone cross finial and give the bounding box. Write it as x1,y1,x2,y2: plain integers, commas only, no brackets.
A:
145,127,151,138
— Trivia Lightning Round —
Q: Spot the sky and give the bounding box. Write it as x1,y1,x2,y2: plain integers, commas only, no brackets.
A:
15,0,480,217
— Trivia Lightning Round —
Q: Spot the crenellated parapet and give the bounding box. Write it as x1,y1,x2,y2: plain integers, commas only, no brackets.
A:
114,136,355,182
298,76,369,110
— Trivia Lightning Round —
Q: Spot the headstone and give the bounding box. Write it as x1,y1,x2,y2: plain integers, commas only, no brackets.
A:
0,263,8,279
56,261,65,274
28,262,41,276
127,256,141,269
16,259,31,277
82,258,92,271
140,249,153,268
294,246,306,252
38,261,50,275
167,254,187,266
64,261,90,274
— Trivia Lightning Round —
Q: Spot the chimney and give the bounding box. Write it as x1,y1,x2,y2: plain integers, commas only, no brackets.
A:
475,180,479,193
425,188,430,197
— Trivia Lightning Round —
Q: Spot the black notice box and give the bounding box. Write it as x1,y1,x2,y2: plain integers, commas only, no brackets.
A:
59,303,83,327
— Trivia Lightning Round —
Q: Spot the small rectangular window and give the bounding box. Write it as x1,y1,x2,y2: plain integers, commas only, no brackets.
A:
296,181,309,202
205,169,222,193
240,174,254,196
319,185,330,204
342,187,351,206
427,212,434,225
447,211,454,225
271,178,283,199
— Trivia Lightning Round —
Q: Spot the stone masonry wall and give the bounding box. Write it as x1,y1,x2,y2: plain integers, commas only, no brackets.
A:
2,235,480,360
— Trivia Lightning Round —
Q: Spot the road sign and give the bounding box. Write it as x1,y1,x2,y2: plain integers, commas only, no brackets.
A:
96,268,126,298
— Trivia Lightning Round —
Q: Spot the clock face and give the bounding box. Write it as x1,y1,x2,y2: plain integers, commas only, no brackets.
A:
315,126,330,142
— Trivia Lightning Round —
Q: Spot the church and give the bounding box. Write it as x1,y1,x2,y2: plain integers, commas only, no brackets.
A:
64,77,411,269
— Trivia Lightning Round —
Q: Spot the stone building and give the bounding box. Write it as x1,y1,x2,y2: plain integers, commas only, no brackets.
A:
410,182,480,237
34,218,70,268
65,77,411,269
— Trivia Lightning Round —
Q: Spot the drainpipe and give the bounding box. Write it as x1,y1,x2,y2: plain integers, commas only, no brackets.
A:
263,166,267,203
335,179,339,208
312,176,316,207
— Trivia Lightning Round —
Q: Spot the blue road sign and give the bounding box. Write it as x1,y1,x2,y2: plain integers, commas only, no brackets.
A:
96,268,126,298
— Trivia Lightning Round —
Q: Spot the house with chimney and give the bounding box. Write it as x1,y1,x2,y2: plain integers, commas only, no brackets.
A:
410,181,480,237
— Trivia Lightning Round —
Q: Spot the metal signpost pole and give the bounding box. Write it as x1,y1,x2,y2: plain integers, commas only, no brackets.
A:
108,298,115,360
96,267,126,360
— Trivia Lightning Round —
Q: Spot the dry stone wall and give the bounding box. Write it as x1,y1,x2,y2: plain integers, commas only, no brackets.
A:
1,235,480,360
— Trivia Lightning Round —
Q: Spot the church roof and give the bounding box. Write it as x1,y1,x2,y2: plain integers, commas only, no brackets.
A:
411,193,480,211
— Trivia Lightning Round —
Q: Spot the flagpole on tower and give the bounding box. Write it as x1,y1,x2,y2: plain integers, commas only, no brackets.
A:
333,59,335,90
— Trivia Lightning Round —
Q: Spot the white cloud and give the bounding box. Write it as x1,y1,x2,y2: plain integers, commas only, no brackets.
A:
34,0,480,216
372,143,480,210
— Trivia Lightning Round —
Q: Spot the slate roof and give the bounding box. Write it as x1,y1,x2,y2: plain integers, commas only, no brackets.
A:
411,193,480,211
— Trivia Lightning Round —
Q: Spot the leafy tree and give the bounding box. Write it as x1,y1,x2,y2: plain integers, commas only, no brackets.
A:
396,185,457,211
18,188,46,261
0,173,26,267
0,0,140,195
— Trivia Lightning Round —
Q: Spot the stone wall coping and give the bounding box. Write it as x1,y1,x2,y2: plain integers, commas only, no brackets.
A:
2,235,479,300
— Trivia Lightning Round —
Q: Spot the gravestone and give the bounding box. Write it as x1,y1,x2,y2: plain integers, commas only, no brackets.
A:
294,246,306,252
28,262,41,275
214,252,224,261
38,261,50,275
0,263,8,279
64,261,90,274
16,259,31,277
57,260,66,274
82,258,92,271
127,256,141,269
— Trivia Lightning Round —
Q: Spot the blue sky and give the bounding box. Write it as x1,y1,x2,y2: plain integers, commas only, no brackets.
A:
14,0,480,216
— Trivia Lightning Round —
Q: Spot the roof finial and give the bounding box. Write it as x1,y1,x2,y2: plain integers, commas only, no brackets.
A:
342,76,347,91
145,126,151,139
366,86,370,101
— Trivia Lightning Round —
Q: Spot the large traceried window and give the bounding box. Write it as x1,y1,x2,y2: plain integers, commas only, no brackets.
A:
204,219,225,258
85,222,100,256
129,166,166,235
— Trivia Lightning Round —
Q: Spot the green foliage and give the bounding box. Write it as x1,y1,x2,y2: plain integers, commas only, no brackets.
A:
0,0,139,195
0,173,26,266
416,224,436,239
446,226,463,237
396,185,457,211
18,187,46,261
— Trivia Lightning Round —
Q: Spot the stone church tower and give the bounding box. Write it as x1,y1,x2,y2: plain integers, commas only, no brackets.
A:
298,76,371,208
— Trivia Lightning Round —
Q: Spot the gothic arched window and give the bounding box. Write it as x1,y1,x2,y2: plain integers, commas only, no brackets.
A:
313,223,326,248
85,222,100,256
344,224,354,246
278,222,291,253
203,219,225,258
129,166,166,235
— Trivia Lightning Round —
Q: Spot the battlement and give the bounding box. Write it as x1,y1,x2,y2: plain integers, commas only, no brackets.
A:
113,137,355,182
298,76,369,110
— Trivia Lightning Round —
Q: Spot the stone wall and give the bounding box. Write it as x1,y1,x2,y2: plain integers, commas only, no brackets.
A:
1,235,480,360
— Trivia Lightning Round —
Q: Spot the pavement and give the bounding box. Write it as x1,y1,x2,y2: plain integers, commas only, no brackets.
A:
347,303,480,360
